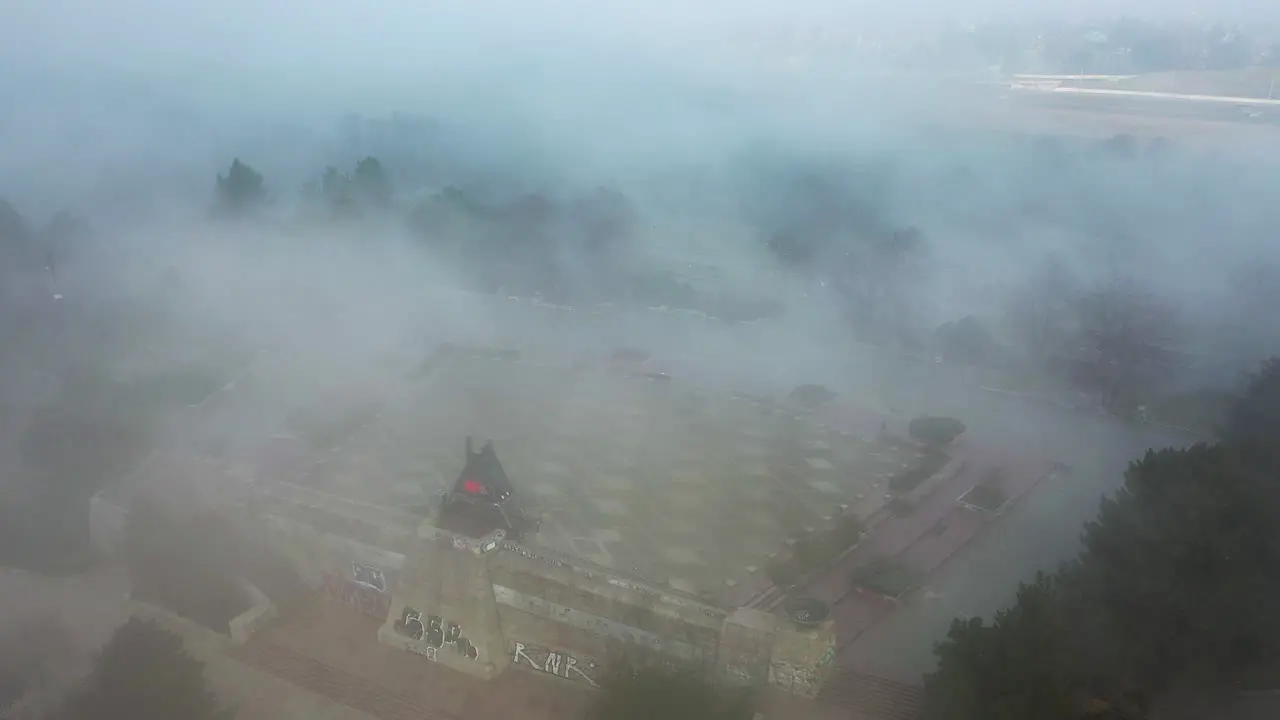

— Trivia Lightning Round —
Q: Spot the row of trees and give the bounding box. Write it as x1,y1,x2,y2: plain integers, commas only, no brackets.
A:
752,166,1200,415
1003,252,1280,419
749,131,1184,358
213,155,397,222
212,157,640,301
0,199,88,277
1004,258,1186,412
925,358,1280,719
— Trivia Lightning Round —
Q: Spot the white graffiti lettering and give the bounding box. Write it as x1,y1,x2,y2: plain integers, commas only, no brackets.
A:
322,571,391,619
394,607,479,661
502,543,565,567
500,544,724,621
351,562,387,592
512,641,599,687
408,644,437,661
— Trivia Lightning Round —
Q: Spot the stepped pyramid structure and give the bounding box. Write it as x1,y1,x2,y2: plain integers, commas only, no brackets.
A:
92,353,931,713
377,533,509,680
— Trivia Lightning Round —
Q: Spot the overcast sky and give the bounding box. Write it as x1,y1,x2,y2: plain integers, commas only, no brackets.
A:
4,0,1273,81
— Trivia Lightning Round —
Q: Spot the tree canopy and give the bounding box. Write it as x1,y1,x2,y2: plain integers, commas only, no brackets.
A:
926,573,1095,720
54,617,232,720
213,159,267,218
925,358,1280,719
0,198,30,246
352,156,392,208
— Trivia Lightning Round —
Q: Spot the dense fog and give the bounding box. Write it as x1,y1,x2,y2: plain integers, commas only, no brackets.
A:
3,1,1280,714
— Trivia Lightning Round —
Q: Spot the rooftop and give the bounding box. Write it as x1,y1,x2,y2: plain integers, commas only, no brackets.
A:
259,351,918,605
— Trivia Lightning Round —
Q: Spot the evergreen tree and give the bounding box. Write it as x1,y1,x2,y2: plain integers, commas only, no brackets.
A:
56,617,233,720
213,159,267,218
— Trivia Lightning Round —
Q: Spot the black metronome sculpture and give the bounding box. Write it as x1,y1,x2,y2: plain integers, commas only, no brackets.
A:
438,437,534,539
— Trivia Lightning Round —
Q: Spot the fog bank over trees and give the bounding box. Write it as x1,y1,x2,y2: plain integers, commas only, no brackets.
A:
3,3,1280,717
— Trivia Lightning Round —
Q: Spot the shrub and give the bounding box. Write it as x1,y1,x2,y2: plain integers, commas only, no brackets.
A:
787,384,838,410
56,617,233,720
767,516,865,588
889,447,951,494
962,483,1008,512
766,558,802,588
908,416,967,446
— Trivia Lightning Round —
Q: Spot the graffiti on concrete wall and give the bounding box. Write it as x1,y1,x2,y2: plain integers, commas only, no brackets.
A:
352,562,386,592
724,664,750,684
492,584,706,664
322,563,391,619
393,607,479,661
501,542,566,568
770,661,821,696
512,641,599,688
498,543,723,620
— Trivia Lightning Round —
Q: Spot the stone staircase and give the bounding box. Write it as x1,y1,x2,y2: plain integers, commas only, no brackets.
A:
228,641,461,720
229,633,923,720
818,669,925,720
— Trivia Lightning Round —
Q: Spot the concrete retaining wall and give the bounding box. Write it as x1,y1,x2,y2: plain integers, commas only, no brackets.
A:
229,581,277,644
245,495,837,697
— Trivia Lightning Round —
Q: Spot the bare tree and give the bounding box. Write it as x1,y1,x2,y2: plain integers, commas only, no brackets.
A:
1223,257,1280,360
1068,277,1183,412
830,227,931,346
1004,253,1081,361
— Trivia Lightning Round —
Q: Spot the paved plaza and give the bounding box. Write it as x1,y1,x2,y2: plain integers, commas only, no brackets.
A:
276,354,920,603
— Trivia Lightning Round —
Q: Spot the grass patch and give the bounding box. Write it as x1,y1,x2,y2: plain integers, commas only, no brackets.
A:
765,514,865,589
961,484,1008,512
888,447,951,494
886,496,917,517
288,404,380,450
849,557,923,598
437,342,521,362
960,469,1010,512
588,660,756,720
124,366,229,407
765,560,802,589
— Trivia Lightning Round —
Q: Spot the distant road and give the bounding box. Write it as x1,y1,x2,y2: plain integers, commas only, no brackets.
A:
1018,85,1280,107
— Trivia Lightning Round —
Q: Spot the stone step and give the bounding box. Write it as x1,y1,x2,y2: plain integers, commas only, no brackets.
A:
818,669,925,720
229,641,461,720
